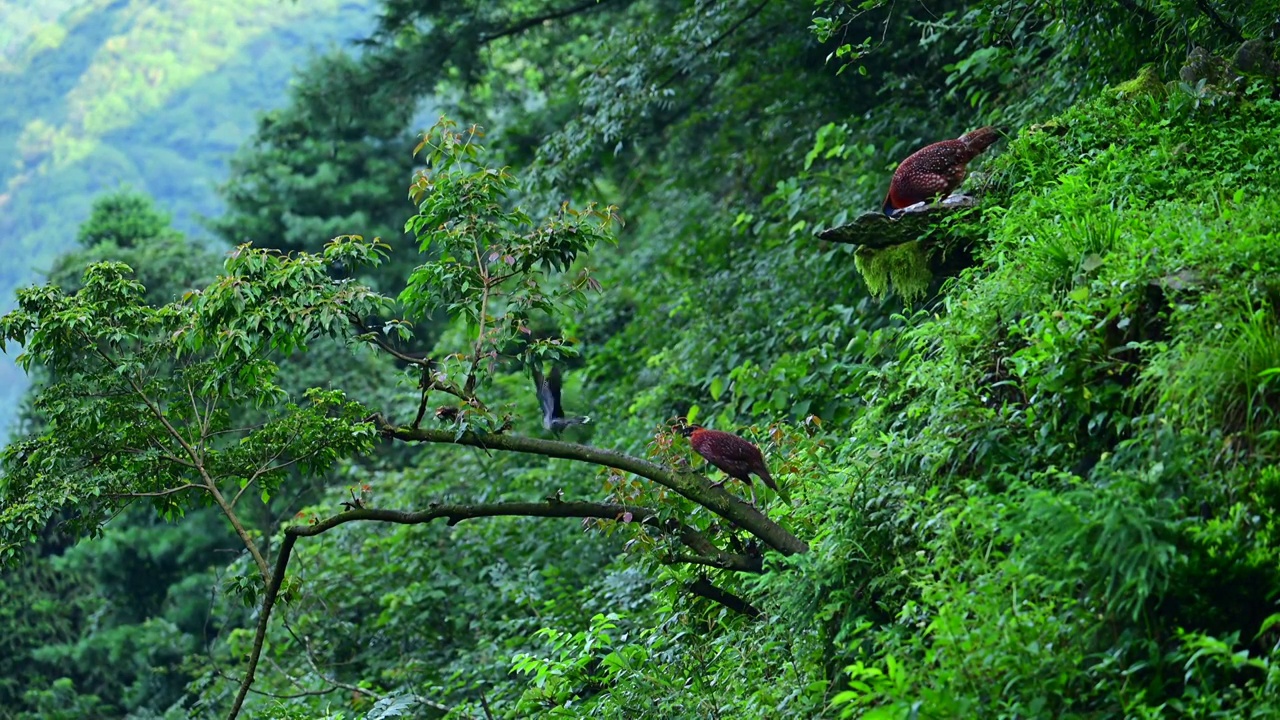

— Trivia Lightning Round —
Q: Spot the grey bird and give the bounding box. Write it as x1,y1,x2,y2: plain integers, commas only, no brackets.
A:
531,364,591,434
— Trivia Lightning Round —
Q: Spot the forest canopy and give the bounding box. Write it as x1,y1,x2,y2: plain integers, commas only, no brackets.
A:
3,1,1280,718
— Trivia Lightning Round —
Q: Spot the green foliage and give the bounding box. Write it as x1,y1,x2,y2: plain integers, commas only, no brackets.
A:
400,119,617,404
74,189,174,249
0,240,388,562
7,3,1280,720
787,72,1280,718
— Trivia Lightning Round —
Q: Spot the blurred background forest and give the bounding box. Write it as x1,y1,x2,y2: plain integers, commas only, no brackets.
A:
3,0,1280,718
0,0,380,435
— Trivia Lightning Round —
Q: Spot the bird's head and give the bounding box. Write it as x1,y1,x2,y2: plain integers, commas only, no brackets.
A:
670,416,704,438
959,125,1003,153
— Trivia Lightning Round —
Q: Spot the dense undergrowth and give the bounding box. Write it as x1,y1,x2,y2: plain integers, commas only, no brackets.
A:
490,72,1280,718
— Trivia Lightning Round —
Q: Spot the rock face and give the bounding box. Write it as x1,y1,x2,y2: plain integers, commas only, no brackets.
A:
1233,39,1280,78
814,194,979,249
1176,41,1280,97
814,194,983,303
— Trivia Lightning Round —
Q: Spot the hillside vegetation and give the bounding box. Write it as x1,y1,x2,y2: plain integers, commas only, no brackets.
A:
3,1,1280,719
0,0,378,436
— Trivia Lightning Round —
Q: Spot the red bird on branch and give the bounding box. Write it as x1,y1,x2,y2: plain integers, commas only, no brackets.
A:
882,126,1001,217
676,420,791,506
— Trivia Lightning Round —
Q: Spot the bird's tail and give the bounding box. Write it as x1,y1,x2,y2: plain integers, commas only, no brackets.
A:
959,126,1001,154
758,467,792,505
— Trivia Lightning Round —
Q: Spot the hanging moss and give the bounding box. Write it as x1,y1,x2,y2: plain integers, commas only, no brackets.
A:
853,240,933,304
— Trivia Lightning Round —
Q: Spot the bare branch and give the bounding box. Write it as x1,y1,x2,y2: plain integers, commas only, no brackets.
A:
228,534,297,720
226,497,742,718
91,342,272,580
666,552,762,573
231,423,304,509
657,0,771,91
351,316,477,407
378,419,809,556
110,483,202,499
1192,0,1243,43
478,0,622,44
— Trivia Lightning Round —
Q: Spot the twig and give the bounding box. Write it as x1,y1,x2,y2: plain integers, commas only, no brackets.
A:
231,424,304,508
110,483,201,499
479,0,623,44
93,342,272,581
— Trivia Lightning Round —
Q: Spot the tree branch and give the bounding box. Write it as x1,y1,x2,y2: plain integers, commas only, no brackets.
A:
225,497,751,717
1110,0,1160,28
228,533,297,720
287,498,747,576
351,317,476,407
378,419,809,555
94,343,272,581
666,552,761,572
231,426,306,509
657,0,771,91
479,0,623,44
687,576,762,619
1192,0,1244,43
110,483,201,499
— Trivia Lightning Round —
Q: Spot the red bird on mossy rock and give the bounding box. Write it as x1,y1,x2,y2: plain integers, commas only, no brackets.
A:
675,420,791,506
882,126,1001,217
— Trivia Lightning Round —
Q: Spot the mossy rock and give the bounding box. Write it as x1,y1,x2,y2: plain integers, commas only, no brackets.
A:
814,195,979,248
1109,64,1166,99
815,194,983,303
1233,39,1280,79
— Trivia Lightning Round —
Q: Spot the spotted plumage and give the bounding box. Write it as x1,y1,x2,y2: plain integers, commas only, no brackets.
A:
882,126,1000,217
676,422,790,505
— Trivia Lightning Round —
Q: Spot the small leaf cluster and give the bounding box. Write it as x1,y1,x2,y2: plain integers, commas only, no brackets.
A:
400,118,617,397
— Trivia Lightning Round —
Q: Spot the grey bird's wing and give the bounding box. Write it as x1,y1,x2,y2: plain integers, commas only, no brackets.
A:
531,364,559,430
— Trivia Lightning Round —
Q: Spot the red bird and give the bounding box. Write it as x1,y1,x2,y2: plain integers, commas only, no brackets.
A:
882,126,1001,217
676,421,790,505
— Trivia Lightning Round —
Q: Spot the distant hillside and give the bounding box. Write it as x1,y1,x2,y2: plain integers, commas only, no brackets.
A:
0,0,379,440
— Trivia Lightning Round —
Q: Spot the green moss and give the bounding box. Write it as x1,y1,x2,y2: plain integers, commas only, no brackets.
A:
853,240,932,304
1107,63,1165,99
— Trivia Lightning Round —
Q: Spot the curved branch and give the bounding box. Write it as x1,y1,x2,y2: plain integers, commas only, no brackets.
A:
378,419,808,555
1192,0,1244,43
226,498,758,718
110,483,201,499
289,500,761,572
